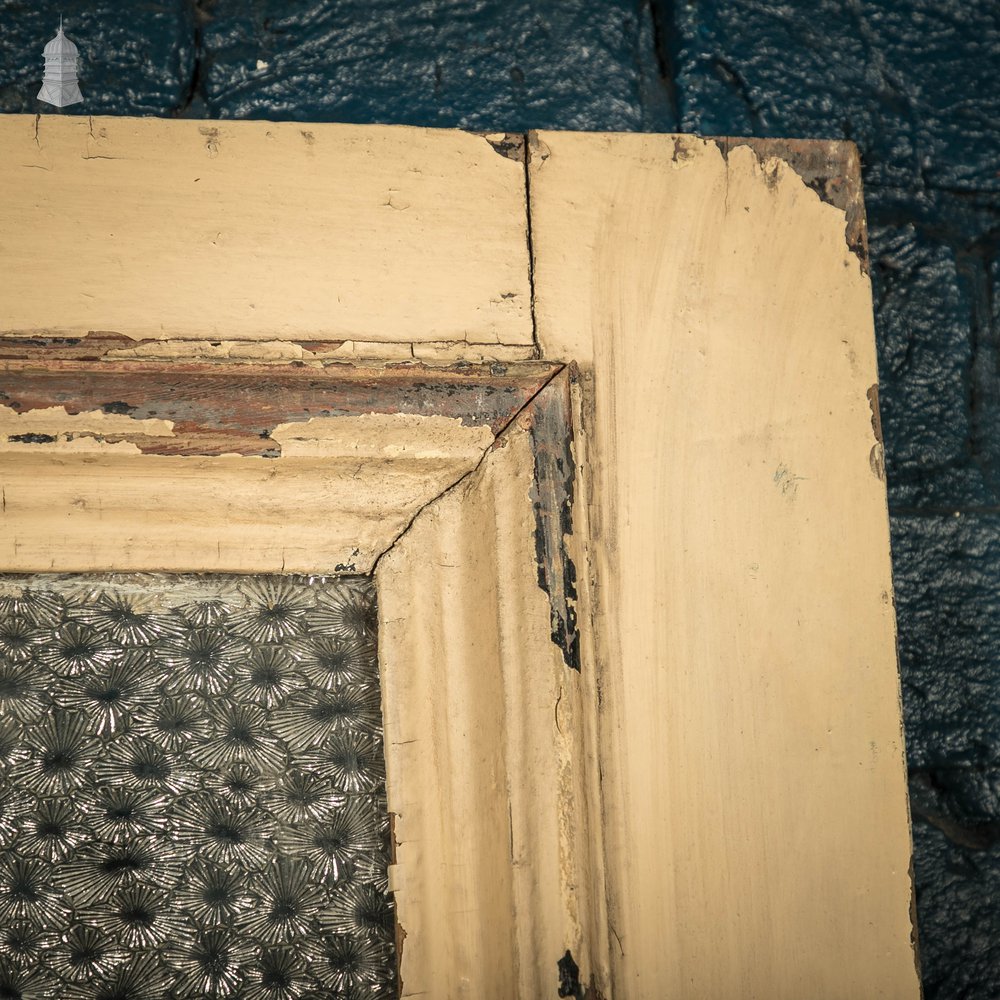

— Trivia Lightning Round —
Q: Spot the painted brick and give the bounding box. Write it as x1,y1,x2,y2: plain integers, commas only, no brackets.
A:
910,818,1000,997
198,0,675,130
892,513,1000,768
669,0,1000,193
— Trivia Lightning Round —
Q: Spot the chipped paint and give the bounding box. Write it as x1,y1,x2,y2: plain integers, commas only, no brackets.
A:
269,413,493,460
868,382,884,443
480,131,526,163
0,402,174,452
0,359,558,457
0,334,536,366
526,369,580,670
376,415,608,997
714,135,869,270
0,362,555,576
870,442,887,481
0,436,145,455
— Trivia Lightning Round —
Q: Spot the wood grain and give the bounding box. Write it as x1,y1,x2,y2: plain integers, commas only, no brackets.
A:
529,130,920,999
0,362,559,574
0,116,533,346
0,359,558,455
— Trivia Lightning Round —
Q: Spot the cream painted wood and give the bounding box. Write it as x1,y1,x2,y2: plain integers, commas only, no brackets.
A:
376,396,610,998
0,116,532,346
529,130,919,999
0,412,493,575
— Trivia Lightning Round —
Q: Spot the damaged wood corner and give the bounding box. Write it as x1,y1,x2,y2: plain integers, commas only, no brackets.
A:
714,135,869,271
478,131,527,163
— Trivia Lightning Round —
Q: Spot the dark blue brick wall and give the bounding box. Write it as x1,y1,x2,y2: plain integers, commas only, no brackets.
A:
3,2,998,994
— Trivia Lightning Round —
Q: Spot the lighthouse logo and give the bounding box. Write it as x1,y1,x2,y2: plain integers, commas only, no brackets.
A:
38,18,83,108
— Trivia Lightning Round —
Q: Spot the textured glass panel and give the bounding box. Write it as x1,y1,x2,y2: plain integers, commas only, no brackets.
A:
0,574,395,999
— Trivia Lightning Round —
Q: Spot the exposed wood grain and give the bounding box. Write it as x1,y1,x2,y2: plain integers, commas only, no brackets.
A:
0,359,557,456
0,116,533,346
0,362,560,574
529,130,920,998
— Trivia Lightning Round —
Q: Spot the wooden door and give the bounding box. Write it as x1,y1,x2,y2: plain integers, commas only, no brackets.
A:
0,116,920,999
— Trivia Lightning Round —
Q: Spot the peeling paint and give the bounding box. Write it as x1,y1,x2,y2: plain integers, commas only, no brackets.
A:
269,413,493,461
0,334,535,367
868,382,884,444
0,360,558,457
714,136,868,271
0,403,175,441
7,432,56,444
527,370,580,671
480,131,526,162
0,436,144,455
375,413,603,996
0,363,559,576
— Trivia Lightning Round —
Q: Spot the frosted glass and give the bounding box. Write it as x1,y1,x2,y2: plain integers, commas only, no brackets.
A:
0,574,395,998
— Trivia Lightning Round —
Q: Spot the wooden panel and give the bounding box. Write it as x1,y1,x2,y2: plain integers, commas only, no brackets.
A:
0,116,532,345
0,359,557,454
376,376,609,998
529,131,920,998
0,361,559,574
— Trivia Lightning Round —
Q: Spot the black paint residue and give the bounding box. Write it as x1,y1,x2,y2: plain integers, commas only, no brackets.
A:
557,949,583,998
528,370,580,671
100,400,135,415
8,432,57,444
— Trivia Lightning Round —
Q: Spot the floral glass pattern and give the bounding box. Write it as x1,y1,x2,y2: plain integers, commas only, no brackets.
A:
0,575,395,999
